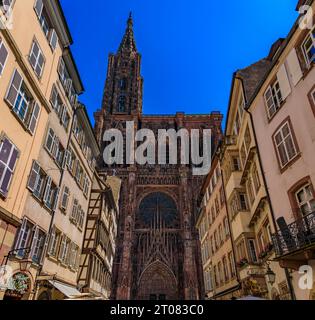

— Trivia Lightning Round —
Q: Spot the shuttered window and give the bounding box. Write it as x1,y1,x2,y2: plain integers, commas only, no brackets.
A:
5,69,40,134
60,185,70,211
0,37,9,75
29,40,45,78
0,137,18,197
264,80,283,119
273,121,298,168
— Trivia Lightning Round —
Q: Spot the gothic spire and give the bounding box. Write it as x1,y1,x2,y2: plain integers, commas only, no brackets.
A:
118,12,137,54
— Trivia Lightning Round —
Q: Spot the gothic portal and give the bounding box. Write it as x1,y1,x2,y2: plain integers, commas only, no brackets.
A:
94,14,223,300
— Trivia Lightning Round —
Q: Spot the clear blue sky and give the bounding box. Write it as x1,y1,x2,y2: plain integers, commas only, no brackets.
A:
60,0,298,126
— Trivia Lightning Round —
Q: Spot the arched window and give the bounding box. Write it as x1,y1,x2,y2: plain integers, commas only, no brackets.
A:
137,192,178,229
119,78,127,90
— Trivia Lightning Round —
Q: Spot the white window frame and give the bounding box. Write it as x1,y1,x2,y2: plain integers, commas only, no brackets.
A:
29,40,45,78
274,121,298,168
302,28,315,67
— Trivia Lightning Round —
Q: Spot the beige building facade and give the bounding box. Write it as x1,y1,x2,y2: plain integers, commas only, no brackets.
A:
0,0,103,300
248,0,315,300
197,155,240,300
221,60,291,300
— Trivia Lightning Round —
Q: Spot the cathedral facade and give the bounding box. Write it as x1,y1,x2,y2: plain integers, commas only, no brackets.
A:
94,14,223,300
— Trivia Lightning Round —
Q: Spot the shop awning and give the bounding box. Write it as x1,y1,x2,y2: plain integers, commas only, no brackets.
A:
48,280,82,298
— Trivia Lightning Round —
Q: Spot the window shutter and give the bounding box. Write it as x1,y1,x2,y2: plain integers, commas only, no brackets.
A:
66,78,73,94
34,0,44,17
5,69,23,108
49,29,58,51
50,84,58,108
43,176,52,205
62,149,69,170
28,102,41,135
58,58,65,78
27,161,40,192
286,48,303,86
0,38,9,75
61,105,67,125
53,187,60,211
30,226,39,259
52,136,59,159
48,228,55,255
15,218,27,250
277,64,291,100
40,235,49,264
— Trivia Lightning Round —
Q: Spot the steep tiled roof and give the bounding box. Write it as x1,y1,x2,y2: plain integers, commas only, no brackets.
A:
236,59,271,102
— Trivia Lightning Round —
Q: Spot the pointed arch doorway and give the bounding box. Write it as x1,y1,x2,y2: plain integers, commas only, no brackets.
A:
137,260,178,300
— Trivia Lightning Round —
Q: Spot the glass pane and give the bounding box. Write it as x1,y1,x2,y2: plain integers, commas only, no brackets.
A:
8,148,18,170
0,139,12,164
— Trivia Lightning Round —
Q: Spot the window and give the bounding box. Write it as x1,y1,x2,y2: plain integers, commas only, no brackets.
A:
118,95,126,112
295,184,315,216
70,199,79,224
29,40,45,78
30,227,46,264
0,137,18,197
15,218,34,258
233,111,241,135
69,243,80,269
34,0,59,50
45,128,66,167
273,121,298,168
5,69,41,134
215,197,220,215
228,252,236,277
50,85,71,131
48,227,61,257
252,163,261,193
240,144,246,168
232,156,241,171
224,217,229,238
119,78,127,90
223,257,229,281
59,235,70,264
58,58,77,107
302,28,315,66
244,126,252,153
0,36,9,75
60,186,70,212
239,193,248,211
77,206,85,230
83,175,90,197
247,178,255,205
219,224,224,244
264,79,283,119
27,161,59,210
248,239,258,263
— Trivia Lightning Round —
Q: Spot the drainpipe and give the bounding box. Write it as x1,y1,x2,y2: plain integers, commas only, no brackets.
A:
238,76,296,300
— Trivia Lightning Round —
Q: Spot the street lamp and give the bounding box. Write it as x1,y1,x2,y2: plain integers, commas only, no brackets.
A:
265,265,276,286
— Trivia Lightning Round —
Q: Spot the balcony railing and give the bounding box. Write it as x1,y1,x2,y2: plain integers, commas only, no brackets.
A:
272,211,315,257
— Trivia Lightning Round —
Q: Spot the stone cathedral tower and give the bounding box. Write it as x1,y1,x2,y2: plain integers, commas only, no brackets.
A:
94,14,223,300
